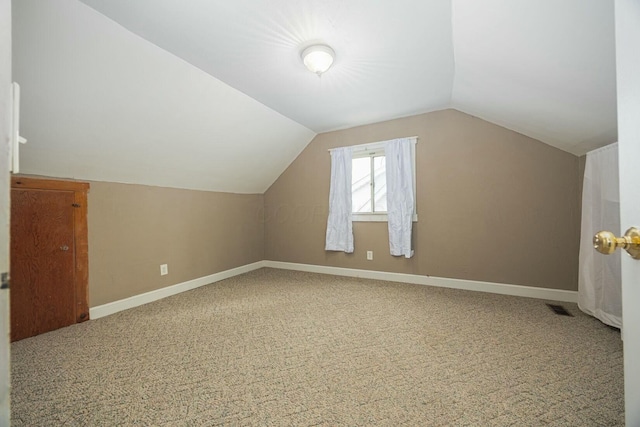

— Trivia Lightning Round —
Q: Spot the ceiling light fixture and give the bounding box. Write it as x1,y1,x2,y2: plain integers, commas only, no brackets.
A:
301,44,335,76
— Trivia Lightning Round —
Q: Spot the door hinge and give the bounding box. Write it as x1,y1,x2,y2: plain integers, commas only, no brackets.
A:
72,203,81,208
1,272,8,290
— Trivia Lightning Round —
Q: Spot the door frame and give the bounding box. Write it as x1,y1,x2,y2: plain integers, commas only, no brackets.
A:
11,176,90,323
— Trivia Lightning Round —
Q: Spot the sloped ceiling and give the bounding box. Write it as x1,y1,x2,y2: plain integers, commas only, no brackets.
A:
13,0,316,193
13,0,617,193
451,0,616,155
78,0,456,132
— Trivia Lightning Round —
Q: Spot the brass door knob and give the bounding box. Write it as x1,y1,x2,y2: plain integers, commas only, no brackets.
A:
593,227,640,259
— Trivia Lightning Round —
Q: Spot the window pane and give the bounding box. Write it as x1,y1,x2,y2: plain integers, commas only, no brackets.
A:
352,157,371,212
373,156,387,212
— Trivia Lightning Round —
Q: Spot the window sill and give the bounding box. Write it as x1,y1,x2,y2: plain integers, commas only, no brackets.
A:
352,213,418,222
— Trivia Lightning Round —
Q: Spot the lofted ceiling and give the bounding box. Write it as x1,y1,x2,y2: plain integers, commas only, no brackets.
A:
451,0,616,155
78,0,456,133
13,0,617,193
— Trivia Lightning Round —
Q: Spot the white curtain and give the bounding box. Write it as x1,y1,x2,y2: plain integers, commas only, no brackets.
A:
385,138,414,258
578,142,621,328
325,146,354,252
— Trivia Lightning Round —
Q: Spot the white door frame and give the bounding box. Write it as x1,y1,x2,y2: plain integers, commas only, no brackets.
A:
0,0,12,424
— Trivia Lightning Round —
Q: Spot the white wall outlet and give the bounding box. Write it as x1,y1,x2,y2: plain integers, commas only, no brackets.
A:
160,264,168,276
366,251,373,261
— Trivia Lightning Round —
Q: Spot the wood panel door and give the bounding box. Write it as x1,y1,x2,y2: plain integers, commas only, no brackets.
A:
10,177,89,341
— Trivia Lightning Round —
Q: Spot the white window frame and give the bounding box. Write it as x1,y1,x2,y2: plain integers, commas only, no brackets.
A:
334,137,418,223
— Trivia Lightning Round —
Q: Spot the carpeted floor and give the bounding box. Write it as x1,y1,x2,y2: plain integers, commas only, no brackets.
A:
11,268,624,426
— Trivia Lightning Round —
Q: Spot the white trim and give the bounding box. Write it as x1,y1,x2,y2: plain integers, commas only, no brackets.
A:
351,146,385,158
352,213,419,222
90,259,577,320
353,213,388,222
328,136,418,153
263,261,578,303
89,261,266,319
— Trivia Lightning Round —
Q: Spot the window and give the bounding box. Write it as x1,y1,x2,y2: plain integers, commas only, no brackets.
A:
326,137,417,256
352,152,387,213
349,139,417,222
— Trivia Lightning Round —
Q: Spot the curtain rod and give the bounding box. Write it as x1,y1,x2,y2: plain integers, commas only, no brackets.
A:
328,136,418,153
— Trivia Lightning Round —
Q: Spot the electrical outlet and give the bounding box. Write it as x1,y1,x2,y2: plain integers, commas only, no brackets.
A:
160,264,168,276
366,251,373,261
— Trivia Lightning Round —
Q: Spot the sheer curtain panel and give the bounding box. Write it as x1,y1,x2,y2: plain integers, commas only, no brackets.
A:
325,146,354,252
578,143,621,328
385,138,414,258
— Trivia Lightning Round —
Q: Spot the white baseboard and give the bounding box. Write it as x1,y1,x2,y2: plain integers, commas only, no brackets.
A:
90,260,577,319
89,261,265,319
263,261,578,303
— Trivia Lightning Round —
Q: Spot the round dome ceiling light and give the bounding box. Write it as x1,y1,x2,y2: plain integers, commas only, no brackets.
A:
301,44,335,76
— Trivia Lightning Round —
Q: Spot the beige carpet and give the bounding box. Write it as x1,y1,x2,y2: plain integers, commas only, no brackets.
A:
11,268,624,426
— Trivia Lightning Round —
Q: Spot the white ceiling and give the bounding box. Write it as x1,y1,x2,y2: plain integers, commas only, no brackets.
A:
13,0,617,193
80,0,456,133
77,0,616,154
13,0,315,193
451,0,617,155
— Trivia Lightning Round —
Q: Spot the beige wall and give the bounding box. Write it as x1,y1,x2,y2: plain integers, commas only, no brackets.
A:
265,109,581,291
54,109,584,308
88,182,264,306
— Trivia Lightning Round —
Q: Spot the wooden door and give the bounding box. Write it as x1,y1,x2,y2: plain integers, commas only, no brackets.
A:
10,177,89,341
